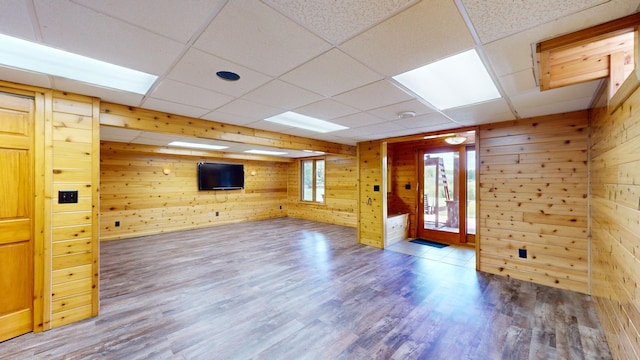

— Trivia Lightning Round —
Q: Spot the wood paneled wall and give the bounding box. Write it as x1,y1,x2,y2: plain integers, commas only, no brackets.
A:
478,111,589,294
357,141,386,248
100,142,288,240
287,154,358,227
50,92,100,328
0,80,101,332
590,81,640,359
388,142,418,239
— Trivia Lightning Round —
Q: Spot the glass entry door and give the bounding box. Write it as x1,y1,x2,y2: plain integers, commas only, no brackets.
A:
418,147,467,243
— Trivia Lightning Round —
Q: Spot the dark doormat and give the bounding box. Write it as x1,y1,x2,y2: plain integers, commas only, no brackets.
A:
409,238,449,248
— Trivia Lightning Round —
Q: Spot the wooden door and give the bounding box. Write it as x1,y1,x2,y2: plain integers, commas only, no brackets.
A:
417,146,466,244
0,92,35,342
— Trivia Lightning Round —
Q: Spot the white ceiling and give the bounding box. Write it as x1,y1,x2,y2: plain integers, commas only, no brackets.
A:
1,0,639,156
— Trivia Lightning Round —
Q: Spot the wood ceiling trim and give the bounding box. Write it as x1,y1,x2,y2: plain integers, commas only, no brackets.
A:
537,13,640,92
99,102,356,156
100,141,294,163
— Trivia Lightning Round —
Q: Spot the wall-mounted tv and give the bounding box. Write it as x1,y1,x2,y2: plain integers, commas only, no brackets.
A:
197,162,244,190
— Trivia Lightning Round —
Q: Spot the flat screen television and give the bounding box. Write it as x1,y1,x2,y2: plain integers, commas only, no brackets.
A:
197,162,244,190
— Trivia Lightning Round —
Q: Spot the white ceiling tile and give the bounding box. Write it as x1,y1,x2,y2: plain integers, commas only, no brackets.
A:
34,0,184,75
367,99,437,121
169,48,273,97
100,126,142,142
515,96,595,119
340,0,475,77
202,110,267,127
244,120,293,133
333,80,414,111
392,112,454,129
73,0,226,43
243,80,323,110
0,0,36,40
214,98,283,120
332,112,386,128
510,80,601,118
280,48,382,97
150,79,234,110
462,0,609,43
392,121,461,135
195,0,331,77
141,98,210,119
334,121,405,137
443,98,515,126
483,28,548,77
499,69,538,97
264,0,418,44
295,99,359,120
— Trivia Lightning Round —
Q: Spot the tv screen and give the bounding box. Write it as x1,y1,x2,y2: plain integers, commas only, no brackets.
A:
197,162,244,190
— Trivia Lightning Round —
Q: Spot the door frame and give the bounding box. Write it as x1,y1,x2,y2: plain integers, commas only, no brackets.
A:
416,144,473,244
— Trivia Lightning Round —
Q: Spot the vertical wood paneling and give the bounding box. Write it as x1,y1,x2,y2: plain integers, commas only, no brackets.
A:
50,92,99,327
388,142,419,238
478,111,589,294
99,143,288,240
590,80,640,360
357,141,385,248
287,154,358,227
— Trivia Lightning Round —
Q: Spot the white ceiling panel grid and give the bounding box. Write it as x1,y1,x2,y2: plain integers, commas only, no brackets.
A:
195,0,332,77
0,0,637,157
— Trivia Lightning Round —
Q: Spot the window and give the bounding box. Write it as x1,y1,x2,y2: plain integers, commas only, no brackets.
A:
301,158,325,203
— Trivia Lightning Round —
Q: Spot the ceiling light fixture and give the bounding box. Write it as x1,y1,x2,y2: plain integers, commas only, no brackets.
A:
216,71,240,81
393,49,501,110
0,33,157,94
444,135,466,145
168,141,228,150
265,111,348,133
245,149,288,155
397,111,416,119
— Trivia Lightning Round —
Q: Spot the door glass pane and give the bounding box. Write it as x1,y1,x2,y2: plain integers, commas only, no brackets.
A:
467,149,476,235
315,159,324,202
302,160,313,201
423,152,459,233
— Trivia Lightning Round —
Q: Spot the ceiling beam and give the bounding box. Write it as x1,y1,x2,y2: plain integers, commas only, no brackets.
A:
101,141,294,163
99,102,356,156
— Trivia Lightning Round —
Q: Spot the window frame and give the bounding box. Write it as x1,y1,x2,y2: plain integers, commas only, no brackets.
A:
300,157,325,204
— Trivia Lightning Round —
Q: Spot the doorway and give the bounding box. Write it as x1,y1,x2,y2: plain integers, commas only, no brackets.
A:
417,140,476,244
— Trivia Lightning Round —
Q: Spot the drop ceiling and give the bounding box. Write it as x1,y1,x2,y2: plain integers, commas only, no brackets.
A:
1,0,639,157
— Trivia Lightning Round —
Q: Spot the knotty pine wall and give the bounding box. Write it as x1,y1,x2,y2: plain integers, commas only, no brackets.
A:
387,142,418,239
590,81,640,359
50,92,100,328
358,141,386,248
287,154,358,227
478,111,589,294
100,142,288,240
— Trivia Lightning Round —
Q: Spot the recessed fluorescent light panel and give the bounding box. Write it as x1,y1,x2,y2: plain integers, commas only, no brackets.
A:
245,150,288,155
0,34,157,94
265,111,348,133
393,49,501,110
168,141,228,150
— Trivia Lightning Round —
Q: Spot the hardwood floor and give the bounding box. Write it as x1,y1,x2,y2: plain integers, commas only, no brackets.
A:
1,218,611,359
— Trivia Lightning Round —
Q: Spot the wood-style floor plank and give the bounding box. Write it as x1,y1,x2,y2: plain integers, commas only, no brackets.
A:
0,218,611,359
